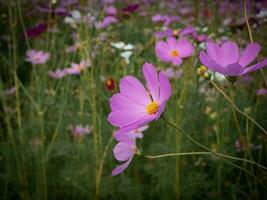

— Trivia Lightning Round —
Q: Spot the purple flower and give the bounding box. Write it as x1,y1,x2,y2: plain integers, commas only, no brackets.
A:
108,63,171,135
163,68,182,79
122,3,139,13
64,60,91,75
95,16,118,29
155,37,194,65
256,88,267,96
199,41,267,76
68,124,92,138
48,69,65,79
25,22,48,38
105,5,117,16
25,50,50,65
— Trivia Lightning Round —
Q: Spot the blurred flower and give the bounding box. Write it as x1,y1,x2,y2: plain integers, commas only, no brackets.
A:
111,42,134,64
105,78,116,91
108,63,171,135
64,60,91,75
163,67,182,79
120,51,133,64
25,22,48,38
64,10,81,28
155,37,194,65
151,14,181,27
256,88,267,96
105,5,117,16
122,3,139,14
111,42,134,50
2,86,16,96
68,124,92,138
66,42,82,53
199,41,267,76
95,16,118,29
25,50,50,65
48,69,65,79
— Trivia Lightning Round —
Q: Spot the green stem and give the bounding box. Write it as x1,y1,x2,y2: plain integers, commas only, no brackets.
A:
211,81,267,135
161,116,267,188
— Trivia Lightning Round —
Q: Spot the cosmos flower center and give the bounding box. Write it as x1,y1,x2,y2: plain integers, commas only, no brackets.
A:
146,101,159,115
170,49,179,57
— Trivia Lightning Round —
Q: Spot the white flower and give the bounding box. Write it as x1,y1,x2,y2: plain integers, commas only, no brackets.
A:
111,42,134,50
120,51,133,64
64,10,82,28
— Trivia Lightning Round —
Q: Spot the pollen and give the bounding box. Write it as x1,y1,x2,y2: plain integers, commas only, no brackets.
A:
146,101,159,115
170,49,179,57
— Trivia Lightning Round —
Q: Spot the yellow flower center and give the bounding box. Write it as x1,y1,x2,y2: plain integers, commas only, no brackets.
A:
146,101,159,115
170,50,179,57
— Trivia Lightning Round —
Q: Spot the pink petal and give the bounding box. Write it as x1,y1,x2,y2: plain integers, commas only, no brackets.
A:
166,37,177,49
224,63,244,76
143,63,159,101
113,142,134,161
199,51,211,67
108,111,147,128
238,43,261,67
241,58,267,75
114,115,155,139
172,57,182,65
176,38,194,58
110,93,144,111
119,76,150,106
158,72,171,103
112,157,133,176
221,41,239,66
155,41,172,62
206,42,224,65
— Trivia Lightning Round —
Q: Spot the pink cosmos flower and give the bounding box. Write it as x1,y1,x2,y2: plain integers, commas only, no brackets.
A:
25,50,50,65
108,63,171,135
48,69,65,79
199,41,267,76
155,37,194,65
64,60,91,75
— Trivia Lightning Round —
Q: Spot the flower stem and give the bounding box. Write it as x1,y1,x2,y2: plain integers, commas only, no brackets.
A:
161,116,267,188
211,81,267,135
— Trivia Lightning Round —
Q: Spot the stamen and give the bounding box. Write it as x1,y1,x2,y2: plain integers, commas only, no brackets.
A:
146,101,159,115
170,50,179,57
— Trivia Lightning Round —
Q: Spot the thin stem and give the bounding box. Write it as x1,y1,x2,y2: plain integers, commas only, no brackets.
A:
145,151,267,171
211,81,267,135
162,116,267,188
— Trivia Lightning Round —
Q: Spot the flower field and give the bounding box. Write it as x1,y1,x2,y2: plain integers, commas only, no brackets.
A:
0,0,267,199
